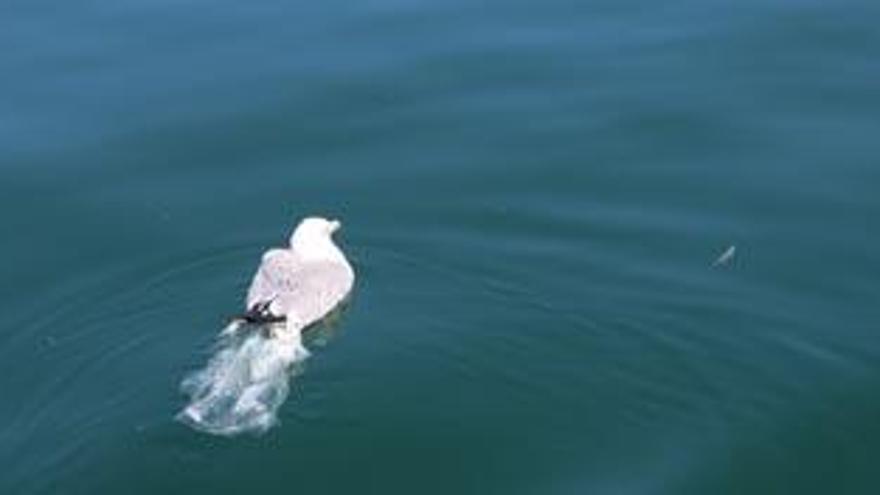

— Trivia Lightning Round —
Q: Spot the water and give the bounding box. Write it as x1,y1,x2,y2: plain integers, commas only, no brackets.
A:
177,321,311,436
2,0,879,492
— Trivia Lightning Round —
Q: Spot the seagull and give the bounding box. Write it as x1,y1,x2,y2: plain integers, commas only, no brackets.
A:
231,217,355,340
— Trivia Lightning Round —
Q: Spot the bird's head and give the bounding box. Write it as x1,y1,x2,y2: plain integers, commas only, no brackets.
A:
289,216,343,259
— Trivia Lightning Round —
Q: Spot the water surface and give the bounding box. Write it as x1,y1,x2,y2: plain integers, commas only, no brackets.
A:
2,0,879,493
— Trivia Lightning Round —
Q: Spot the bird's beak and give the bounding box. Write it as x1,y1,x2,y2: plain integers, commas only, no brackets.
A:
329,219,342,233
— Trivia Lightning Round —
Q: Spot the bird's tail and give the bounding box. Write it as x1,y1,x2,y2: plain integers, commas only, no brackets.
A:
229,302,286,325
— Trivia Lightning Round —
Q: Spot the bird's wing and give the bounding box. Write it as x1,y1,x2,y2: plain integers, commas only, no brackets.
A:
245,249,302,310
246,249,353,324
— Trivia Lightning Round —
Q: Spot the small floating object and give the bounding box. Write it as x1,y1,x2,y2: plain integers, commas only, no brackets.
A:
713,245,736,267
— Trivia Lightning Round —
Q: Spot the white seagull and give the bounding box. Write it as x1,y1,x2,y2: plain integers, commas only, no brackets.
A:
233,216,355,342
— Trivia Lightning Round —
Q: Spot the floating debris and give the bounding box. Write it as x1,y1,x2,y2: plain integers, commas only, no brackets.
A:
713,245,736,267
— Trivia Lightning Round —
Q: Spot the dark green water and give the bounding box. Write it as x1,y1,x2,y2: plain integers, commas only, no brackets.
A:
2,0,879,493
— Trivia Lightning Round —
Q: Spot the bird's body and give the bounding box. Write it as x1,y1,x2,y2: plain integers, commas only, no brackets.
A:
239,217,354,337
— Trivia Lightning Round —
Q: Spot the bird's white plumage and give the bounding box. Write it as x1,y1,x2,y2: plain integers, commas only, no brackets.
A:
246,217,354,331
